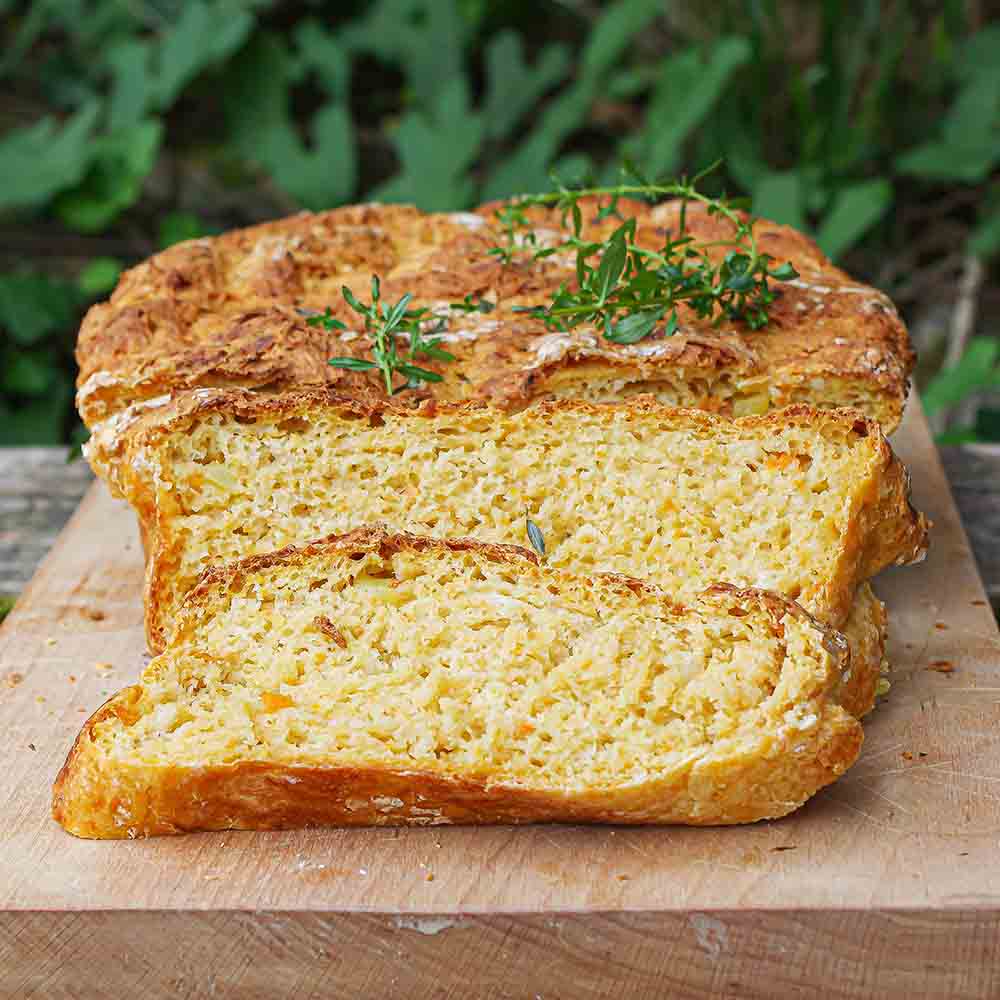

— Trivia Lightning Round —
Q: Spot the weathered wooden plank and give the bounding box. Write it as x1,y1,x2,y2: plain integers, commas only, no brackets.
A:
2,909,1000,1000
0,449,92,597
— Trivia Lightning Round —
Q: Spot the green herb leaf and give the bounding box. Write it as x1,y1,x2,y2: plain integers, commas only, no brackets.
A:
593,224,630,303
525,515,546,557
396,363,443,382
329,357,377,371
487,166,798,344
606,309,663,344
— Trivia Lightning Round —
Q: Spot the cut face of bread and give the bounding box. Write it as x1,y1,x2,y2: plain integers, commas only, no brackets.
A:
838,582,888,719
53,530,863,838
75,198,913,435
93,392,927,654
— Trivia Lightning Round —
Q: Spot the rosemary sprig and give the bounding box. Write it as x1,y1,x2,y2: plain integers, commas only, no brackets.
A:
307,276,455,394
492,164,798,343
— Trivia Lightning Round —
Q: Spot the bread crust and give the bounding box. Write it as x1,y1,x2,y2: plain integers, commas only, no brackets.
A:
52,529,863,838
84,390,928,654
75,198,914,434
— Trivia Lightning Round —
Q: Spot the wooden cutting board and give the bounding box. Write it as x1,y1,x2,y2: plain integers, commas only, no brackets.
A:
2,400,999,1000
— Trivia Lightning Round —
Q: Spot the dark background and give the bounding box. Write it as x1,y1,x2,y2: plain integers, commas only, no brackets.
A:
0,0,997,448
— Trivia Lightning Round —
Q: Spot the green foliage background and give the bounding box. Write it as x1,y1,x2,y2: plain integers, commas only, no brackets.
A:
0,0,997,445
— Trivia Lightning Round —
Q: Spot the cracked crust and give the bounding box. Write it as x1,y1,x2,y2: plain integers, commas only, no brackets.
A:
75,198,914,438
52,528,863,838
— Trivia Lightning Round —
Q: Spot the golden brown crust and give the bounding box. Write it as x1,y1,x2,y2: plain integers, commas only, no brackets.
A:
52,530,863,838
836,583,888,719
86,390,928,653
75,198,914,433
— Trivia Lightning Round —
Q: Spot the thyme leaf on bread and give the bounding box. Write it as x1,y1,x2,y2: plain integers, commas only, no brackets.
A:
491,161,798,344
525,514,546,558
309,276,455,394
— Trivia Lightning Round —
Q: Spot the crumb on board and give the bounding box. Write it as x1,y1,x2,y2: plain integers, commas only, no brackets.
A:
95,662,113,672
45,637,57,646
67,675,76,683
772,845,797,852
928,660,955,674
934,622,948,630
4,672,23,688
902,751,914,761
84,607,106,621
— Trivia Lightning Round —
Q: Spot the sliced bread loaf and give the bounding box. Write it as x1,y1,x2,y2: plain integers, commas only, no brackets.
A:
89,391,926,662
53,529,862,837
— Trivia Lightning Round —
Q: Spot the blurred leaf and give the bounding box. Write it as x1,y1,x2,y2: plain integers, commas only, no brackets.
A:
975,407,1000,441
342,0,467,105
156,0,255,107
970,199,1000,257
628,37,751,179
923,337,999,416
54,120,163,232
293,19,351,100
107,38,153,130
78,258,123,297
752,171,806,231
482,32,571,141
0,100,100,209
606,67,654,100
896,45,1000,183
373,78,483,210
816,179,892,259
482,87,592,199
158,212,209,249
580,0,662,81
484,0,658,200
224,36,356,210
961,25,1000,78
0,274,79,345
1,349,55,396
0,372,72,445
936,426,983,445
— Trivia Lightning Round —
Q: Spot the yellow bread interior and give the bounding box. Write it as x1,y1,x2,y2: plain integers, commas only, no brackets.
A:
118,396,925,650
53,531,861,837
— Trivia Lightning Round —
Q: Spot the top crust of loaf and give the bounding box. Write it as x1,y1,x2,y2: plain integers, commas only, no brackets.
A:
75,198,913,433
52,527,863,838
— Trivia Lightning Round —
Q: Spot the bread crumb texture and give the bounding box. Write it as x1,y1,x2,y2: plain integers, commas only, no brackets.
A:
122,397,925,651
52,531,862,837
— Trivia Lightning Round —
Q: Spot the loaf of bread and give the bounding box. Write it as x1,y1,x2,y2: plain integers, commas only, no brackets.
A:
53,529,863,838
75,198,913,437
90,392,925,686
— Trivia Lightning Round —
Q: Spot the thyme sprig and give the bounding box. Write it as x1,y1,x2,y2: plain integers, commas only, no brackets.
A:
449,292,496,314
308,276,455,394
491,164,798,343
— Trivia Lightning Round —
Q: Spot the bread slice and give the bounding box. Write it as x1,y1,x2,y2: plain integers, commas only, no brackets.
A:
838,582,888,718
88,391,926,659
53,529,863,838
75,198,913,436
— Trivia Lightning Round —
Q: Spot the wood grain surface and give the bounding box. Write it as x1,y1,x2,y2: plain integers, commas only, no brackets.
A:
1,400,999,998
